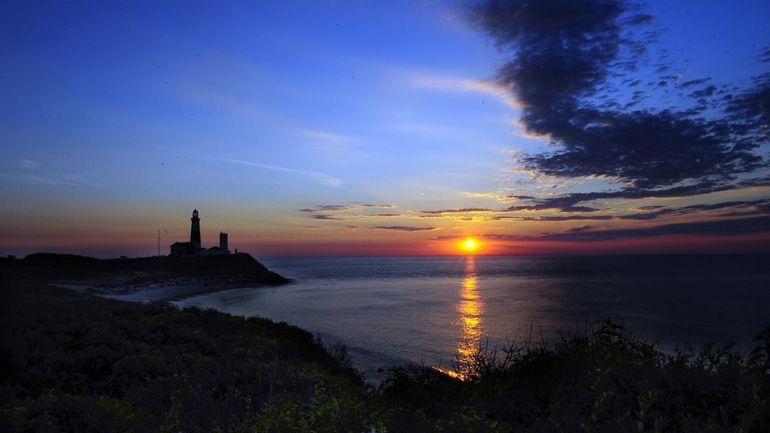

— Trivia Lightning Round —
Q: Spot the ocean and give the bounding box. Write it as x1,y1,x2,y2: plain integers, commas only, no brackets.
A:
172,255,770,382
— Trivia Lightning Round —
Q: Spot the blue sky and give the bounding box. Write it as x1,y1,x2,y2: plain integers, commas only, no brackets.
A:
1,1,769,256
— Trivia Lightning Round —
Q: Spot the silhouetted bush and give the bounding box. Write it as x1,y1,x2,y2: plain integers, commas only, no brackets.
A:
380,320,770,432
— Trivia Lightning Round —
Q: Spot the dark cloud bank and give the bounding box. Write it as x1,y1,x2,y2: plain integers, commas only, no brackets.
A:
303,2,770,244
469,0,769,208
457,0,770,242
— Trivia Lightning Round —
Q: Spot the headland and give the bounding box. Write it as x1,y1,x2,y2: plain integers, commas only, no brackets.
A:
1,252,289,302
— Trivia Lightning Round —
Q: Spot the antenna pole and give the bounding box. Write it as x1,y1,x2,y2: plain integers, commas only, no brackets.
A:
157,229,160,256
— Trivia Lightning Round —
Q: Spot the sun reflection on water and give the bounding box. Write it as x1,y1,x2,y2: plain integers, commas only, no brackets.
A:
454,257,484,378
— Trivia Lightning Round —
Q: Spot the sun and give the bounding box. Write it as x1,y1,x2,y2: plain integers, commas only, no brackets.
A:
461,237,479,253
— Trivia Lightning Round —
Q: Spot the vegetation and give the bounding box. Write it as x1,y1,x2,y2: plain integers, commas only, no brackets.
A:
0,270,374,432
381,322,770,432
2,256,769,432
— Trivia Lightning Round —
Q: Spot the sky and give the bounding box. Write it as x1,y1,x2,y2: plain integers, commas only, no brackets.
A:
1,0,769,257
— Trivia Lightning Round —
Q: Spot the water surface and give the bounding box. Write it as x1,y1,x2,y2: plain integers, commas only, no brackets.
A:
173,255,770,381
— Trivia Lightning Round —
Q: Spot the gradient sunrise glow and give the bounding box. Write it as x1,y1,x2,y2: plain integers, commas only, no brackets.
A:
1,1,769,257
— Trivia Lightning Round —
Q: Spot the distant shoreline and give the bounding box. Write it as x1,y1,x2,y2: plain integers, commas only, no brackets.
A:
1,252,290,303
54,279,287,303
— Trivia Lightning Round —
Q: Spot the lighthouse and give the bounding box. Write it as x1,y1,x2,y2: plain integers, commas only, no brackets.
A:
170,209,232,256
190,209,201,250
219,232,229,253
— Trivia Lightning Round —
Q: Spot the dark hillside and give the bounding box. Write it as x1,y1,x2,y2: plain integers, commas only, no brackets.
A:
0,271,374,432
1,253,288,295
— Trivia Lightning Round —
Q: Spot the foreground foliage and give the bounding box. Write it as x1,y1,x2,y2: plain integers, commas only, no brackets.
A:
381,322,770,432
2,259,769,432
0,275,375,432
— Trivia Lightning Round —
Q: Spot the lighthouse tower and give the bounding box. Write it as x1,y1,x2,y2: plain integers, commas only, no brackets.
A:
190,209,201,250
219,232,229,253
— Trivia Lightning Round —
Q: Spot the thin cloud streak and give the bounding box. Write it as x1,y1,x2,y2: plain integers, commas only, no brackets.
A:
210,157,342,187
298,203,396,213
0,173,105,188
545,215,770,241
300,130,356,144
375,226,437,232
18,159,39,169
312,214,342,220
410,73,521,108
435,215,770,242
420,198,770,222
